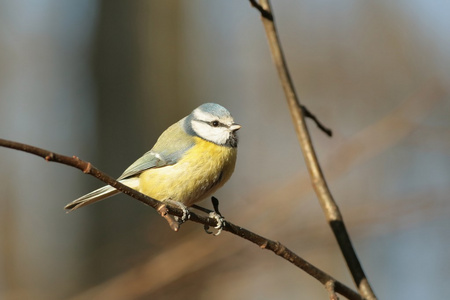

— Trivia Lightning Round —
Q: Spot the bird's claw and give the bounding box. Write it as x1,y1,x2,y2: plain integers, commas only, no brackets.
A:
204,211,225,236
164,199,190,224
174,208,190,224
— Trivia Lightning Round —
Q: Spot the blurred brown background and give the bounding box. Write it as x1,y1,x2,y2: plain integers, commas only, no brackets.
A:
1,1,449,299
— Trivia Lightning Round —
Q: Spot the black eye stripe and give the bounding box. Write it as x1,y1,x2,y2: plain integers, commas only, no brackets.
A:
196,119,227,128
208,120,225,127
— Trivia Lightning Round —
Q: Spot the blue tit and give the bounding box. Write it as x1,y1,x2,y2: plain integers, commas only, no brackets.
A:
65,103,241,211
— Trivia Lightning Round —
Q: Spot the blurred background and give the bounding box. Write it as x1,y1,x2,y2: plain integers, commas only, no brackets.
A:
1,1,449,299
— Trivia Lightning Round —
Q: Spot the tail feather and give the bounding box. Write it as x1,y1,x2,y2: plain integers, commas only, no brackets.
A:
65,178,140,211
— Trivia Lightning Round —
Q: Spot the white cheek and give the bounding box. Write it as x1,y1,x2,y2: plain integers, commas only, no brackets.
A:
191,121,229,145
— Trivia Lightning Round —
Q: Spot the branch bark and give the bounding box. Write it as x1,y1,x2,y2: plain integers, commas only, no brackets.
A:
0,138,361,300
252,1,377,299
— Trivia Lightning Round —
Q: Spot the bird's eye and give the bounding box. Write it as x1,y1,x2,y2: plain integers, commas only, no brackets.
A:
211,120,219,127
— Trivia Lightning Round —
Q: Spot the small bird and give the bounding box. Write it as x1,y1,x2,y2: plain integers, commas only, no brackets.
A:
65,103,241,214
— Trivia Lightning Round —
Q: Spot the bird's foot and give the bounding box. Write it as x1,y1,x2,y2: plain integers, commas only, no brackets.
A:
163,199,190,224
205,211,225,236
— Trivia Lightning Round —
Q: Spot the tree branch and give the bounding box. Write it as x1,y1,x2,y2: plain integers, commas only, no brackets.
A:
0,138,361,300
249,0,273,21
252,1,377,299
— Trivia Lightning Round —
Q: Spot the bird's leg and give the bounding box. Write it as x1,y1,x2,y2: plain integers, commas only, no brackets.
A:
204,197,225,236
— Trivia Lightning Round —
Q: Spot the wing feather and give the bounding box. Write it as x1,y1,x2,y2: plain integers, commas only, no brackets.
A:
118,119,195,180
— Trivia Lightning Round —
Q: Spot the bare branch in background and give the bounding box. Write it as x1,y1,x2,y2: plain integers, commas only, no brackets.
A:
252,1,377,298
249,0,273,21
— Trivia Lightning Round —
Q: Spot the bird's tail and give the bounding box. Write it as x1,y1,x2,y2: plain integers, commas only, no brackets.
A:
64,178,140,211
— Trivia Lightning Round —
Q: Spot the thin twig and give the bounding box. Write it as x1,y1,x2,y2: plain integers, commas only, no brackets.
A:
301,105,333,137
0,138,361,300
249,0,273,20
252,1,376,299
252,0,332,138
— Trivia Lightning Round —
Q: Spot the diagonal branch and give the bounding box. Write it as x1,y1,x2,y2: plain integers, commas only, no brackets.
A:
252,1,377,299
0,138,361,300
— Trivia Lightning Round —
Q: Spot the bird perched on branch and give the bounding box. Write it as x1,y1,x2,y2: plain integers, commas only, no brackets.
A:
65,103,241,221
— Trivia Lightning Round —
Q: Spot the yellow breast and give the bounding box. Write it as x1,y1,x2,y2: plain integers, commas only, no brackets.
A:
138,137,237,206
